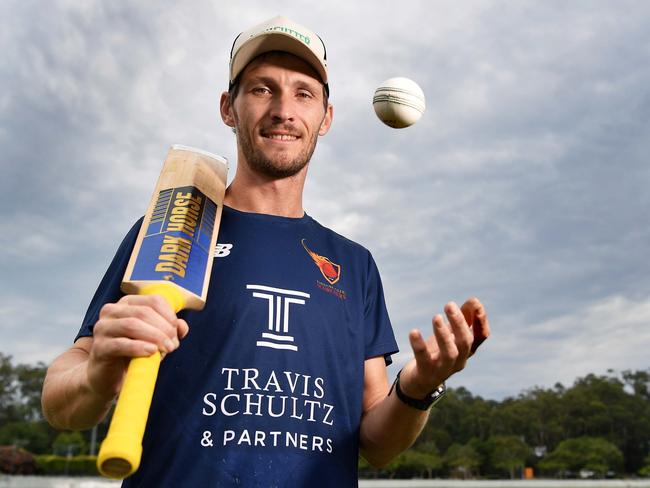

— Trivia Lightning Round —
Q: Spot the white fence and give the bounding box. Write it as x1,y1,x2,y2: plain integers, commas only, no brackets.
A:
0,478,117,488
2,477,650,488
359,481,650,488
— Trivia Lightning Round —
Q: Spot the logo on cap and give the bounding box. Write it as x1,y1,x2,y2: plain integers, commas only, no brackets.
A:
266,25,311,45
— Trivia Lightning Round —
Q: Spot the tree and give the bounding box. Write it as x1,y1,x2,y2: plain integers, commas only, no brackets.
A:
486,435,531,479
13,362,49,422
412,442,443,478
0,353,57,455
388,449,442,479
539,437,623,478
0,353,19,424
444,443,481,479
622,369,650,400
52,431,88,457
638,453,650,477
0,421,51,454
424,387,497,448
561,375,619,439
521,385,566,449
561,373,650,472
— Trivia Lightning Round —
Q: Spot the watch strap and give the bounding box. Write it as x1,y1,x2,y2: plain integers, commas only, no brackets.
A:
391,370,446,411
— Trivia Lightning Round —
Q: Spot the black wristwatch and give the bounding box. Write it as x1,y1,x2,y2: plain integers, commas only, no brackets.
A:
390,370,446,411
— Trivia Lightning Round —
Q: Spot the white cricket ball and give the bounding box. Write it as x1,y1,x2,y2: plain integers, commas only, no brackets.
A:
373,77,426,128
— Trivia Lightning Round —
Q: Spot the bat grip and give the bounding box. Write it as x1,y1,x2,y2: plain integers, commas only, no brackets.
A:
97,284,185,479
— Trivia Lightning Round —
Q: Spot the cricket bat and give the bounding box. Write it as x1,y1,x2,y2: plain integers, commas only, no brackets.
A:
96,145,228,479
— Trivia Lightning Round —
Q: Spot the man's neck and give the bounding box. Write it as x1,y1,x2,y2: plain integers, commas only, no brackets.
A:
223,165,307,218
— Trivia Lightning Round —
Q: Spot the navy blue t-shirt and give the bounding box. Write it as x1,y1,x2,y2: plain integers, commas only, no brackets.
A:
78,206,398,487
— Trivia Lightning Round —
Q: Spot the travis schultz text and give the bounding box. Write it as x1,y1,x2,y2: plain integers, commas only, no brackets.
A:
200,367,336,454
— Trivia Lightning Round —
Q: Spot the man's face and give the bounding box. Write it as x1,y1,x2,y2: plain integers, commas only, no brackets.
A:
222,53,333,179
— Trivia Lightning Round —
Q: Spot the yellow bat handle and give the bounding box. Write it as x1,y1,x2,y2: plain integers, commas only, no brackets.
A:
97,283,185,479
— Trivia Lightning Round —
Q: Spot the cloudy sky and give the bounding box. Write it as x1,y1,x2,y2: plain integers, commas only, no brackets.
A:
2,0,649,400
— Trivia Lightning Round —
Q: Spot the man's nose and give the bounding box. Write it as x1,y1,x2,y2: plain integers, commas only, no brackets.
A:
269,92,295,122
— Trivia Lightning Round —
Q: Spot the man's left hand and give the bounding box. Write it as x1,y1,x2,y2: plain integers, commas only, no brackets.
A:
399,298,490,399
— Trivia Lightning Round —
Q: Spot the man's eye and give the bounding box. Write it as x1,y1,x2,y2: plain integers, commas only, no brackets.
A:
297,91,313,99
252,87,271,95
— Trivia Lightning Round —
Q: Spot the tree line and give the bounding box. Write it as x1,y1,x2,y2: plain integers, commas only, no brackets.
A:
361,368,650,479
1,352,649,478
0,354,113,453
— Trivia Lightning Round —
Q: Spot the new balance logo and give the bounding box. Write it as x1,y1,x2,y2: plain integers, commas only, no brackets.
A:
214,243,233,258
247,284,310,352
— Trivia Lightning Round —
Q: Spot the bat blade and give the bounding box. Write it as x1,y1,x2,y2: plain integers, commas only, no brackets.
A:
122,144,228,309
97,145,228,479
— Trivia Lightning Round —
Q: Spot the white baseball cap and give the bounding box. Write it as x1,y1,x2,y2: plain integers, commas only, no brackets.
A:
229,15,329,94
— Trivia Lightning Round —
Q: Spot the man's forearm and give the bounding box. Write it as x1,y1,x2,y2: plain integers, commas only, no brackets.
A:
41,345,115,430
359,385,430,468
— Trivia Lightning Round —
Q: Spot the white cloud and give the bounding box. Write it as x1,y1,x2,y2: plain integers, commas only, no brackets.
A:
447,293,650,399
0,294,80,365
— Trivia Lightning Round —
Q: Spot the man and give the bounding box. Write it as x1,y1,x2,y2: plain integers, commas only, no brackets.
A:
42,16,490,486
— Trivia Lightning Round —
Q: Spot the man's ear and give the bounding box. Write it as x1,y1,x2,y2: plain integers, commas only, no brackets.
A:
319,103,334,136
220,92,235,128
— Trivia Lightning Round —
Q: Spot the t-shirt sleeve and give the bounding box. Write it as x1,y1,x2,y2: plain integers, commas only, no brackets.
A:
75,219,143,341
363,251,399,364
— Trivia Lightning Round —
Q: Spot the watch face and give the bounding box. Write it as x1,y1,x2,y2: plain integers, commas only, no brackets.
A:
429,384,446,403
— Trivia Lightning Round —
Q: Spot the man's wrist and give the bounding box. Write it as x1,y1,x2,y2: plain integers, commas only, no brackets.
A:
390,370,446,411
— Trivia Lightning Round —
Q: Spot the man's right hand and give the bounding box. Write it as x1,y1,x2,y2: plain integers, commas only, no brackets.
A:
87,294,189,401
42,294,189,430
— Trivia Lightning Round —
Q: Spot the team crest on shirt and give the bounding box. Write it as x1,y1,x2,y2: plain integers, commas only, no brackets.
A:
301,239,341,284
301,239,346,300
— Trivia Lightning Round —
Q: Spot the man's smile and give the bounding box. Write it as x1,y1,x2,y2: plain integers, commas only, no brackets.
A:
261,130,301,142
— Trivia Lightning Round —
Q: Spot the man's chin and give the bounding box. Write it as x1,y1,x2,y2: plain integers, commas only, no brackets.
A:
248,155,308,179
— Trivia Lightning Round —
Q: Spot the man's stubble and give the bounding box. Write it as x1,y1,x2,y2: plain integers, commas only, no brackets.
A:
233,114,320,179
